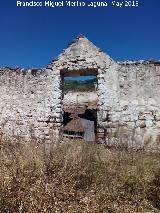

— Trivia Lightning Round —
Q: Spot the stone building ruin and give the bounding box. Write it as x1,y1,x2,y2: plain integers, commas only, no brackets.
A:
0,35,160,150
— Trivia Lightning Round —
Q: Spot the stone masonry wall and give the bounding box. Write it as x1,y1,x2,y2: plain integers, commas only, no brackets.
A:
0,67,62,143
99,61,160,150
0,36,160,150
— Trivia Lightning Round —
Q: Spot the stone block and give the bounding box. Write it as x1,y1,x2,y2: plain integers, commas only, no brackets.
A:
136,120,146,128
156,121,160,128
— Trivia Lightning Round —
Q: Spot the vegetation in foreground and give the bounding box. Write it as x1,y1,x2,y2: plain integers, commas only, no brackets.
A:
0,140,160,213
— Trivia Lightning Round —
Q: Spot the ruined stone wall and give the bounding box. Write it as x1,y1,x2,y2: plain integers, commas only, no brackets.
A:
0,68,62,143
0,35,160,150
100,61,160,149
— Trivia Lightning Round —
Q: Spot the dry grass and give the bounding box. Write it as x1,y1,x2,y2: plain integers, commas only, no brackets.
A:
0,139,160,213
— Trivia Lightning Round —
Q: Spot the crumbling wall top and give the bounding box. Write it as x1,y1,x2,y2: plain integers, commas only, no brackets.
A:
117,60,160,66
0,67,46,74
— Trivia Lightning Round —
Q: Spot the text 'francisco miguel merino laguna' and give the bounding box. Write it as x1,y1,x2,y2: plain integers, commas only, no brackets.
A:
17,1,107,7
16,1,139,8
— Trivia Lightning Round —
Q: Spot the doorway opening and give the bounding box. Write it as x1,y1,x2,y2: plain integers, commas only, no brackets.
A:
61,69,98,142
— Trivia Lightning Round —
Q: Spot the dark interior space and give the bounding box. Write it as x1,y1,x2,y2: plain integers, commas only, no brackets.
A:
63,109,97,130
79,109,97,133
63,111,72,126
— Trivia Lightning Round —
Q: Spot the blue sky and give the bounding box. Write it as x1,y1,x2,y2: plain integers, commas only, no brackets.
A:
65,76,96,81
0,0,160,68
